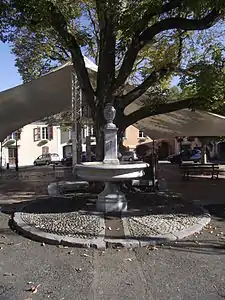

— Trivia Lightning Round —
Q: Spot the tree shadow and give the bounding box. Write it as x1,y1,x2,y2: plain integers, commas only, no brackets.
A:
0,191,206,222
161,239,225,256
204,204,225,221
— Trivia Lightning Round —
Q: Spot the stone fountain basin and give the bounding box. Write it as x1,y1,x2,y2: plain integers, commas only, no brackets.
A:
75,161,149,181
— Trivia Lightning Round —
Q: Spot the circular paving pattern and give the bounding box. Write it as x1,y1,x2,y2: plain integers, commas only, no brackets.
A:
12,191,210,248
21,211,104,239
124,208,206,237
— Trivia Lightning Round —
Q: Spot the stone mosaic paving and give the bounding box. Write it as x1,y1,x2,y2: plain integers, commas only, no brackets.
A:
15,190,209,243
123,210,205,237
21,211,104,239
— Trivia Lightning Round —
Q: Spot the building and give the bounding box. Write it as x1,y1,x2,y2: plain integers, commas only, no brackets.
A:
1,122,61,167
1,122,180,167
5,120,220,167
123,125,178,159
1,121,96,168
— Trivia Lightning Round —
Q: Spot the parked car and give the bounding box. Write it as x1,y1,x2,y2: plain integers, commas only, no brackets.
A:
81,151,96,162
34,153,60,166
168,149,201,164
121,151,138,161
61,152,96,166
190,149,201,163
61,155,72,166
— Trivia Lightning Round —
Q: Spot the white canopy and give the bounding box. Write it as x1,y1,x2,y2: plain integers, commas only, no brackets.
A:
125,101,225,139
1,57,225,141
0,57,97,141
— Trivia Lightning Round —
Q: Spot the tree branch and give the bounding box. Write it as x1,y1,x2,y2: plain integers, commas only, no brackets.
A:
124,97,200,127
119,64,176,108
55,44,71,59
140,9,222,43
136,0,184,35
115,8,222,90
48,3,95,110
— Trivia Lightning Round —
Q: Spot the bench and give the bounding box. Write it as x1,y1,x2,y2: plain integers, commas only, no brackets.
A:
180,163,221,180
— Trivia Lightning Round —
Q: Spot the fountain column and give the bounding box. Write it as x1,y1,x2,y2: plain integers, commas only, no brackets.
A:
96,104,127,213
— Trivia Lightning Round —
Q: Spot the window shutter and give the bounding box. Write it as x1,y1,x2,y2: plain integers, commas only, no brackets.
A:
48,126,53,140
33,128,36,142
37,127,41,140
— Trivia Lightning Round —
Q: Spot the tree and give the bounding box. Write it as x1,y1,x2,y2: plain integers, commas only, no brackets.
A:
1,0,225,159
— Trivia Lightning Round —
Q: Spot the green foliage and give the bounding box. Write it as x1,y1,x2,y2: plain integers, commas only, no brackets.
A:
1,0,225,130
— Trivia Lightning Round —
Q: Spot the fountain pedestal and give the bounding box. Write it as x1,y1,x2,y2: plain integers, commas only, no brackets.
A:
76,103,148,213
97,182,127,213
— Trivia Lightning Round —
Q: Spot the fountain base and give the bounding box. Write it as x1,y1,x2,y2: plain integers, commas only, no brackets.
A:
97,182,127,213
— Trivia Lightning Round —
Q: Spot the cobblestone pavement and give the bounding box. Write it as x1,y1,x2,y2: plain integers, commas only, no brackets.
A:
1,166,225,299
12,190,209,246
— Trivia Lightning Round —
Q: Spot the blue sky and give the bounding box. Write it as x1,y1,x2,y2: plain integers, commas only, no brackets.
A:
0,42,22,92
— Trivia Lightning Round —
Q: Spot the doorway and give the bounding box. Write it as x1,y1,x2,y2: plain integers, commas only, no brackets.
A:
158,141,170,160
42,146,49,155
8,147,17,165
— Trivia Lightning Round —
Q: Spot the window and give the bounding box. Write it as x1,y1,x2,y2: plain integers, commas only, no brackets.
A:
33,126,53,142
139,131,146,138
68,130,72,140
42,127,49,140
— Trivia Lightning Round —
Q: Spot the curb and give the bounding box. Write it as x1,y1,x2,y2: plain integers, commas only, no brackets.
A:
13,210,106,250
12,185,211,249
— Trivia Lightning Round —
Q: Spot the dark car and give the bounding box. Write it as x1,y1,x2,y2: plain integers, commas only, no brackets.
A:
34,153,60,166
167,152,183,164
167,149,201,164
61,152,96,166
61,155,72,166
81,151,96,162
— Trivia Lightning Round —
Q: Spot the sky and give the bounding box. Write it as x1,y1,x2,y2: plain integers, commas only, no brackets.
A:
0,42,22,92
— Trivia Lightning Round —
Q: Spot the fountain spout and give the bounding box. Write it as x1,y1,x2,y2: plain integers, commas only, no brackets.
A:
103,103,120,165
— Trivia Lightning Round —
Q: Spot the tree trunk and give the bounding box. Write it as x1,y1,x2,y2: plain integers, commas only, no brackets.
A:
117,127,125,154
95,119,104,161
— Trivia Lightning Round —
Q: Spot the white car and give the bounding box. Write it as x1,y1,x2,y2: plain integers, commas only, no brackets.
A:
121,151,138,161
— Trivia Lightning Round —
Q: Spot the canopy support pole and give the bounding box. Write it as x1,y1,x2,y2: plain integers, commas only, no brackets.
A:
71,70,82,175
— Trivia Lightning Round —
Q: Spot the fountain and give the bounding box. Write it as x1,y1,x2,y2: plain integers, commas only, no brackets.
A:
75,104,149,213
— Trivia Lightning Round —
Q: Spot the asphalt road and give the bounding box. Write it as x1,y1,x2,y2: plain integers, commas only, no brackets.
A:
1,208,225,300
1,166,225,300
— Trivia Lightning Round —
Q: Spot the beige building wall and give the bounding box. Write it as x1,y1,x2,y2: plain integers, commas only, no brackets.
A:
2,123,60,167
123,125,152,150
